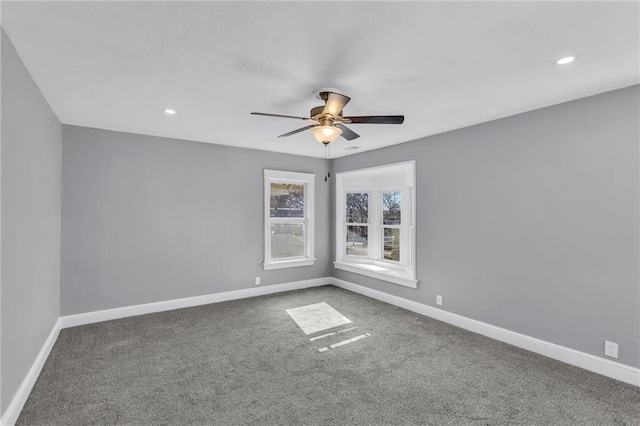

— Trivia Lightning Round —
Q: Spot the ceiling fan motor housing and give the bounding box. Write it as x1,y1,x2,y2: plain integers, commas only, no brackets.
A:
310,106,325,119
310,105,343,121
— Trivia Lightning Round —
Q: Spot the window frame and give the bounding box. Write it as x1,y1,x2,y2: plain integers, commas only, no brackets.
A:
334,162,417,288
379,189,409,265
345,191,370,258
264,170,315,270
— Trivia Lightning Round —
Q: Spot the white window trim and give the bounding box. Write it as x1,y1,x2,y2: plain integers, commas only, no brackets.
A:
264,169,315,270
334,161,417,288
333,261,417,288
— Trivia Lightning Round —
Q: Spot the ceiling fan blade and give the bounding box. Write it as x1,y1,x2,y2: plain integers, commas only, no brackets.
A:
343,115,405,124
322,93,351,117
278,124,318,138
251,112,311,121
335,123,360,141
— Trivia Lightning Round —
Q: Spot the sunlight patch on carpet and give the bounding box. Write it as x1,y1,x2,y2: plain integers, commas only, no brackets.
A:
308,326,359,342
286,302,352,335
318,333,371,352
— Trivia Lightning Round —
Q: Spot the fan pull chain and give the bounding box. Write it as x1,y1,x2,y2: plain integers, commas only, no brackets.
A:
324,142,331,181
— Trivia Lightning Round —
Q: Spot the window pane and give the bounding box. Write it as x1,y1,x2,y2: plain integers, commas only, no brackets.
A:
271,223,305,259
383,228,400,261
382,192,401,225
346,193,368,223
346,226,368,256
270,183,304,218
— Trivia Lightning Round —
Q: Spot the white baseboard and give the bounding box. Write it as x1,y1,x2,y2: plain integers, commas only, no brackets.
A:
331,278,640,387
1,318,62,426
60,277,331,329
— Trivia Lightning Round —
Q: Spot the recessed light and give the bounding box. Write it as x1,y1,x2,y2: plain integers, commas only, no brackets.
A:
163,109,176,115
555,56,576,65
344,146,360,151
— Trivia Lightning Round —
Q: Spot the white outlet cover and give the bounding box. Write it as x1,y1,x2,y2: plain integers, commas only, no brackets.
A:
436,295,443,306
604,340,619,359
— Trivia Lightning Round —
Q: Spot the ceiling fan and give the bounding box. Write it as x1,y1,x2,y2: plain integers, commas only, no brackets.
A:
251,91,404,145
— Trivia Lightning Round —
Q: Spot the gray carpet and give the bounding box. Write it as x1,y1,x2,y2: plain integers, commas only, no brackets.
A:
18,285,640,425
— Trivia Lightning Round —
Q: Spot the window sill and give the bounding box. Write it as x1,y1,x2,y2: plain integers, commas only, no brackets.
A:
333,261,418,289
263,258,316,271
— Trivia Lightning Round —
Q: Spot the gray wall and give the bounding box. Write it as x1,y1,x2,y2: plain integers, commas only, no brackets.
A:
1,30,62,415
61,126,331,315
333,86,640,368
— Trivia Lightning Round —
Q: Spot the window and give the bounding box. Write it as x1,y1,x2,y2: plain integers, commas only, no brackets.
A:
382,191,402,261
334,161,417,288
346,192,369,256
264,170,315,270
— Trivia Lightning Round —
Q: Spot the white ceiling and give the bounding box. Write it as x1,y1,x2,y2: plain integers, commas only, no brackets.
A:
2,1,638,158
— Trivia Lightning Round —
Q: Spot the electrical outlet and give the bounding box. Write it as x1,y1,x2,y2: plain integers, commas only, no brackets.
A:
604,341,618,359
436,295,443,306
254,277,261,286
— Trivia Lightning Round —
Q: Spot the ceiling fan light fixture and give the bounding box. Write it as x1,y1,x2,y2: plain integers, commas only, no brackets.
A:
310,125,342,144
